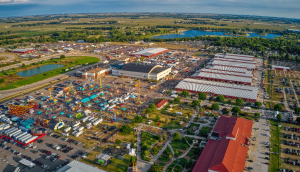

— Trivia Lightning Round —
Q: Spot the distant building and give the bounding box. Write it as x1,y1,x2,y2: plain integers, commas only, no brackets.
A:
155,99,168,109
271,65,291,71
130,48,168,58
10,49,34,54
96,153,111,166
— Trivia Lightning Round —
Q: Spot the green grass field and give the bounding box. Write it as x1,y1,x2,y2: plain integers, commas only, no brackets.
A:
268,120,281,172
0,56,99,90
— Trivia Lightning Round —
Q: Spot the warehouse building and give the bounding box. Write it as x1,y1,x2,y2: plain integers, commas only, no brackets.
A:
192,115,253,172
271,65,291,71
119,63,171,81
191,70,253,85
10,49,34,54
214,53,254,61
81,67,112,79
209,59,256,70
206,65,248,74
193,69,253,78
175,79,258,102
130,48,168,57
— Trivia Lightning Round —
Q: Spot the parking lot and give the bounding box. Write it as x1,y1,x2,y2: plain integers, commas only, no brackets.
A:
0,132,87,172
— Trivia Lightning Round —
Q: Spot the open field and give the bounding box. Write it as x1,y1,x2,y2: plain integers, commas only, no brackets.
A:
0,56,99,90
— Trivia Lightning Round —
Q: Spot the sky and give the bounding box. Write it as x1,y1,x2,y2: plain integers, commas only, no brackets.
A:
0,0,299,19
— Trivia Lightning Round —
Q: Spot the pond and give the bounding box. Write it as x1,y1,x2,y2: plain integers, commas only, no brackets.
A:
151,30,282,39
17,64,65,77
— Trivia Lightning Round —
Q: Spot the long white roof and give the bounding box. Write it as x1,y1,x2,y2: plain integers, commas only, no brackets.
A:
214,53,254,61
206,65,248,73
193,69,253,78
175,79,258,100
130,48,168,56
192,71,252,83
212,60,256,69
271,65,291,69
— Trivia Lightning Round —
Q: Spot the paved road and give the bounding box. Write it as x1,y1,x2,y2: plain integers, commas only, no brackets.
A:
282,87,291,111
250,113,270,172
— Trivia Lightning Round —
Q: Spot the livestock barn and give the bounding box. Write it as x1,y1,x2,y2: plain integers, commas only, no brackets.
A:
192,115,253,172
271,65,291,71
175,79,258,102
129,48,168,57
10,49,34,54
214,53,255,61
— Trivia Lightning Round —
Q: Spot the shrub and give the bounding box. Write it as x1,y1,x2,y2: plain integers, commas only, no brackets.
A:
120,125,132,134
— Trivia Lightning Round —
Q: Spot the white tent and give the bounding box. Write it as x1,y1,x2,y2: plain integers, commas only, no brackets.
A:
129,149,136,156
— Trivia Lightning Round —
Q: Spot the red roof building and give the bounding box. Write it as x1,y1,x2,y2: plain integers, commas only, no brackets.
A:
192,115,253,172
10,49,34,54
155,99,168,109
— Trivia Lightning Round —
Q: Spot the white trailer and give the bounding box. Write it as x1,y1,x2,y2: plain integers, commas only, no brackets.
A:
74,131,83,137
18,134,31,141
15,133,27,140
88,117,95,122
64,127,71,132
9,129,21,137
6,128,18,135
3,127,15,134
20,135,32,142
77,127,84,131
25,136,38,144
23,136,35,144
73,126,79,131
81,117,89,122
10,130,22,138
2,125,10,130
91,118,98,123
93,119,102,126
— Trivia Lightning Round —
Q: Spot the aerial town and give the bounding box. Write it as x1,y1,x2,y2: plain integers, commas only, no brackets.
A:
0,40,299,172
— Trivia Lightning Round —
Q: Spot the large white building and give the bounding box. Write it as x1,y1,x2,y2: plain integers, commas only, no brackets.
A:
119,63,171,81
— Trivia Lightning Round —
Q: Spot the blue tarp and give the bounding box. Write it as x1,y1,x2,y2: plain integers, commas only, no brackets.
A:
95,101,100,103
122,108,126,111
52,116,56,119
130,95,137,98
37,111,42,114
89,95,97,99
60,112,65,115
81,97,90,103
100,93,104,95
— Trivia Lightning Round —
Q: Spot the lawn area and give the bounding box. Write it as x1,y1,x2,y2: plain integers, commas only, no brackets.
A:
186,147,201,159
0,56,99,90
167,158,188,172
268,120,281,172
80,146,131,172
170,139,189,150
141,131,158,149
187,123,200,135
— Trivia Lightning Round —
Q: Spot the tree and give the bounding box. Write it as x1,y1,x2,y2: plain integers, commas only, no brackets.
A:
158,136,162,142
22,63,26,68
120,125,132,134
145,108,152,114
181,90,189,97
296,117,300,124
198,93,207,100
216,95,225,102
60,55,66,59
274,104,282,111
173,132,181,140
115,139,122,145
0,79,4,84
131,120,135,127
231,106,241,114
150,103,156,110
212,103,219,110
295,107,300,114
130,156,135,164
155,115,161,122
163,134,167,141
236,98,244,106
255,101,262,109
277,114,282,121
191,100,200,108
254,113,260,119
174,97,180,103
222,108,228,115
133,116,144,123
165,119,169,124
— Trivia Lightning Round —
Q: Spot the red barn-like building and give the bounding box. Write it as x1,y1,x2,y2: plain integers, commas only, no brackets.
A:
10,49,34,54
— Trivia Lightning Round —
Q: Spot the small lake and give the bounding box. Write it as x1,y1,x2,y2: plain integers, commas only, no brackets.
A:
17,64,65,77
151,30,282,39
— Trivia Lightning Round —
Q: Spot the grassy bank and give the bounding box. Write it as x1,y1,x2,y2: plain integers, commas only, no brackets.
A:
0,56,99,90
268,120,281,172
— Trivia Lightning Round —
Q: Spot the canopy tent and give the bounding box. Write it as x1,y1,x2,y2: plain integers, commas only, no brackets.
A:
68,115,72,118
94,86,98,88
52,116,56,119
39,102,43,104
100,92,104,95
89,95,98,99
60,112,65,115
95,101,100,103
121,108,126,111
90,88,94,90
106,86,110,88
130,95,137,98
81,98,90,103
37,111,42,114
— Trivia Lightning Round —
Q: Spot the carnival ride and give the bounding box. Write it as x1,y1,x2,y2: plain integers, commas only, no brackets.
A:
31,118,49,136
8,102,38,116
